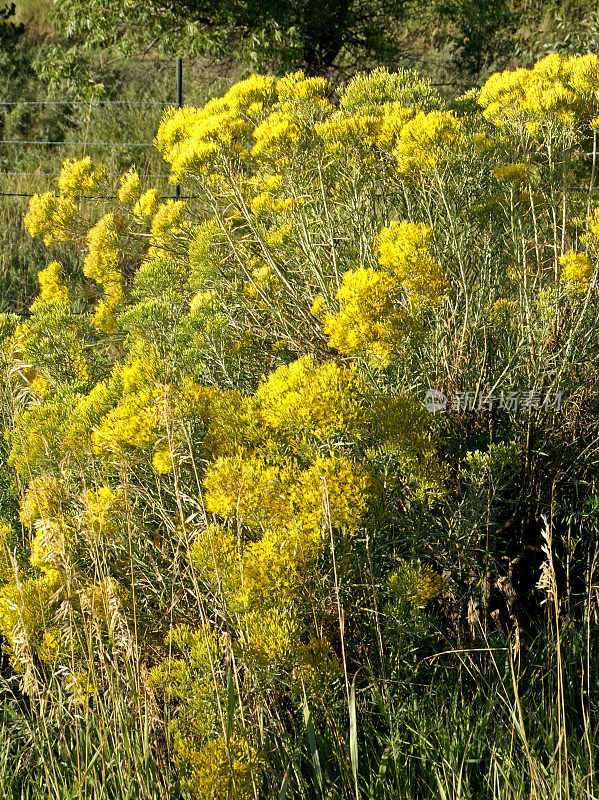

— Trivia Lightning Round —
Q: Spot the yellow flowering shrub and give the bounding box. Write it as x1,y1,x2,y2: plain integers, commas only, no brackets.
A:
319,266,404,367
479,53,599,126
0,571,63,677
148,623,260,800
118,166,142,204
134,187,159,218
31,261,70,309
385,560,444,633
393,111,464,175
253,355,363,442
13,58,595,796
242,606,300,664
92,387,160,457
493,163,528,184
24,191,77,245
188,524,240,598
376,220,447,305
0,522,14,585
82,486,124,542
559,250,594,292
58,156,106,195
177,735,258,800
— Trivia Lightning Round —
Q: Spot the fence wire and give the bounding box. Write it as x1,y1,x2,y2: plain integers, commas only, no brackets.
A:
0,100,172,106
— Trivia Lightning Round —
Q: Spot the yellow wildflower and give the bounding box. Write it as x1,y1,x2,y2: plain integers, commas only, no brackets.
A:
31,261,69,309
560,250,593,292
322,266,404,367
253,355,363,440
24,192,77,246
134,188,159,218
376,220,446,304
118,167,142,204
152,447,173,474
493,163,527,183
58,157,106,195
393,111,464,175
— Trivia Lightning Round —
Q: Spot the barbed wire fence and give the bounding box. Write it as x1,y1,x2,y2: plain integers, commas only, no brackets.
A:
0,58,192,200
0,58,597,203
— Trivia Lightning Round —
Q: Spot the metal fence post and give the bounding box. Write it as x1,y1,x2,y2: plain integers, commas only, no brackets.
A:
175,57,182,201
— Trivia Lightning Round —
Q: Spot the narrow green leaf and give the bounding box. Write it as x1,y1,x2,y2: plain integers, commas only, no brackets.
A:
303,700,323,794
349,675,359,799
226,666,235,745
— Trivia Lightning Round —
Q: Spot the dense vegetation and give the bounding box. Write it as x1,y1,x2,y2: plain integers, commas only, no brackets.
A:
0,52,599,798
1,3,599,799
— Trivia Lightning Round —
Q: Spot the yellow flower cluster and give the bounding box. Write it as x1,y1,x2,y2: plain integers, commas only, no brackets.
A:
317,267,404,367
560,250,593,292
154,75,277,179
0,571,62,672
277,71,333,104
471,132,495,152
24,191,77,246
253,354,363,441
178,735,258,800
224,73,277,109
315,110,379,148
243,606,300,663
93,387,159,457
372,103,417,148
493,163,528,184
147,199,189,259
249,191,295,217
393,111,464,174
148,622,259,800
20,474,69,576
31,261,70,310
58,157,106,195
376,220,446,305
188,524,239,593
190,289,217,313
203,450,372,606
479,53,599,126
386,560,444,622
490,298,518,326
61,381,114,454
0,522,14,585
252,110,303,159
79,576,127,625
83,486,124,542
134,188,159,219
84,213,124,331
243,260,281,299
152,447,173,474
64,669,95,705
118,167,142,204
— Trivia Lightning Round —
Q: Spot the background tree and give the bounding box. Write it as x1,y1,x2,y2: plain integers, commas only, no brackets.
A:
48,0,413,76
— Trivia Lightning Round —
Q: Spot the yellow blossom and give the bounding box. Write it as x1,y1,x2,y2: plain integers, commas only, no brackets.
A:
393,111,464,175
152,447,173,474
134,188,159,218
322,266,404,367
118,167,142,203
31,261,69,309
24,192,77,246
83,486,124,541
560,250,593,291
493,163,527,183
58,157,106,195
376,220,446,304
253,355,363,440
